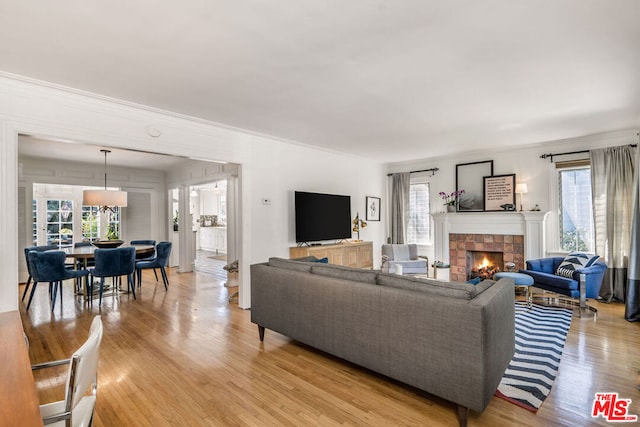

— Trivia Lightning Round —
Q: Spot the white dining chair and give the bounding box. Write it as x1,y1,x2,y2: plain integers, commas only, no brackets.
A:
31,315,103,427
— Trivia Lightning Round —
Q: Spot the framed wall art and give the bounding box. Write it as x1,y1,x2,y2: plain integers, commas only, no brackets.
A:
455,160,494,212
484,174,516,211
366,196,381,221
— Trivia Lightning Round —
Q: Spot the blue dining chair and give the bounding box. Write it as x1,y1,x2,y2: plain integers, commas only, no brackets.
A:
89,247,136,306
22,245,58,301
26,250,89,311
130,240,157,284
136,242,172,290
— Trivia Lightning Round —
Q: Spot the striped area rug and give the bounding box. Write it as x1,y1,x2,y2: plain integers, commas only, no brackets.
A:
495,302,573,412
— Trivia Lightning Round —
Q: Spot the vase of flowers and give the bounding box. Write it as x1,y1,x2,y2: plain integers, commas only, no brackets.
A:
439,190,464,212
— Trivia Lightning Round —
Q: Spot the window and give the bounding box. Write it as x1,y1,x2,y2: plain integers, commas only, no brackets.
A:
558,162,594,252
106,209,121,240
46,199,74,248
81,205,101,242
407,181,430,244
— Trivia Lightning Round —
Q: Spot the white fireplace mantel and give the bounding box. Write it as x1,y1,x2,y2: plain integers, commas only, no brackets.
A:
432,211,550,264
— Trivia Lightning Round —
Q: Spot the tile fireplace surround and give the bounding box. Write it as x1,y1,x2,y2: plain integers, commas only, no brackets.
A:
432,212,549,282
449,234,523,282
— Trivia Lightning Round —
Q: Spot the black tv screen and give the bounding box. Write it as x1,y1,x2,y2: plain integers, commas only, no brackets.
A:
295,191,351,243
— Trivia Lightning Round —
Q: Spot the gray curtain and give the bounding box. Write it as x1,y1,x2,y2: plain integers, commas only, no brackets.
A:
390,173,410,244
590,145,636,302
626,143,640,321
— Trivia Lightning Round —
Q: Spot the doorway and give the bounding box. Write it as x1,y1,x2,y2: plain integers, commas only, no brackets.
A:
191,180,229,277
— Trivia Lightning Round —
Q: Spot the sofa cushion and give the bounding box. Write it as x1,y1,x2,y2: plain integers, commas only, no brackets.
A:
310,263,378,284
523,270,578,291
268,257,313,273
376,273,493,300
292,256,321,262
556,252,600,278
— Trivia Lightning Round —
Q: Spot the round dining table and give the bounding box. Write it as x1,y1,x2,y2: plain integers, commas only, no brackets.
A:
61,243,155,269
59,243,155,299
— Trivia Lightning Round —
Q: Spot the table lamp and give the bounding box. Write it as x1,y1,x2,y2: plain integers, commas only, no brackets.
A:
515,183,528,212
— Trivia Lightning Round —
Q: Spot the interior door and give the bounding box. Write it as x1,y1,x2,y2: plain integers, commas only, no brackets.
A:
37,199,74,248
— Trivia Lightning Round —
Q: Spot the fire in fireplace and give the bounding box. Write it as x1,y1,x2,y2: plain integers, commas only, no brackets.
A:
466,250,504,280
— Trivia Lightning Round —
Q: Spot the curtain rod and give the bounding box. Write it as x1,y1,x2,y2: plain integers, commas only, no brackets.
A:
387,167,439,177
540,143,638,163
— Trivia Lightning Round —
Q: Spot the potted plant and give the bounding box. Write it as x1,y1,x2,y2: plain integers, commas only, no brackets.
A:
439,190,464,212
106,223,119,240
173,210,179,231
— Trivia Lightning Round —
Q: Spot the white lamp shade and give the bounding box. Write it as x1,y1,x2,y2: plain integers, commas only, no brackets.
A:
515,183,528,194
83,189,128,207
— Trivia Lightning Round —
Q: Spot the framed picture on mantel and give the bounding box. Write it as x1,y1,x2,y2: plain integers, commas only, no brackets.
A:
484,174,516,211
456,160,493,212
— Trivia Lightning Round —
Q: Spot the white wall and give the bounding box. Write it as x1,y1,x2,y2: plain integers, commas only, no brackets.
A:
387,129,639,264
246,136,387,265
0,74,386,312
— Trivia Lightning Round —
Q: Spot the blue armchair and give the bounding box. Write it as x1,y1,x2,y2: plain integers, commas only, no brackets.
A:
520,256,607,312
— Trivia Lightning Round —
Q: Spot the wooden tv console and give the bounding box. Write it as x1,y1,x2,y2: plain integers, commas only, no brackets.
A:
289,241,373,269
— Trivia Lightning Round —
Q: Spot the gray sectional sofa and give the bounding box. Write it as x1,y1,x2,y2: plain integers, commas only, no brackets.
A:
250,257,515,426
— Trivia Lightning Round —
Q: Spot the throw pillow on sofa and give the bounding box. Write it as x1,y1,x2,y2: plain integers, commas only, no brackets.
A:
555,252,600,278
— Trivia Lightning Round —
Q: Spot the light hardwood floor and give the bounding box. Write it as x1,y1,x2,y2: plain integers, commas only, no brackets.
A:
19,269,640,426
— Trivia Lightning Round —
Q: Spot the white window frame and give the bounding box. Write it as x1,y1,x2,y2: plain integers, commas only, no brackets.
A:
406,176,431,245
548,159,594,254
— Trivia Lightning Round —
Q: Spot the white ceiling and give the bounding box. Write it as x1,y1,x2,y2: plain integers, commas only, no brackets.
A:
2,0,639,164
18,135,199,170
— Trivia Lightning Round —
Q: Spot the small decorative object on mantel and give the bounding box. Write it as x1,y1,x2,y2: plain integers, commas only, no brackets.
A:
500,203,516,211
439,190,464,213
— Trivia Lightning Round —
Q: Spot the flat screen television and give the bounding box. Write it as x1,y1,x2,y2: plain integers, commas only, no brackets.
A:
295,191,351,243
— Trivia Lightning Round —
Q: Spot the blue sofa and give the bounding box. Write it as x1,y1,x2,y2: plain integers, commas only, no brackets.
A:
520,256,607,309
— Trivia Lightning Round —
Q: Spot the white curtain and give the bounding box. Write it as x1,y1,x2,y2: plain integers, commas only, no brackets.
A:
390,173,410,244
626,142,640,321
590,145,636,302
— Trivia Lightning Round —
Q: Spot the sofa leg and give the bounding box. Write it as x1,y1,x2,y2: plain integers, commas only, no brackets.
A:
579,273,586,313
258,325,265,341
457,405,468,427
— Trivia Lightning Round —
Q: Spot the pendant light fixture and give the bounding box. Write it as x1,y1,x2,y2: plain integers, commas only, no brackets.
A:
83,149,127,212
